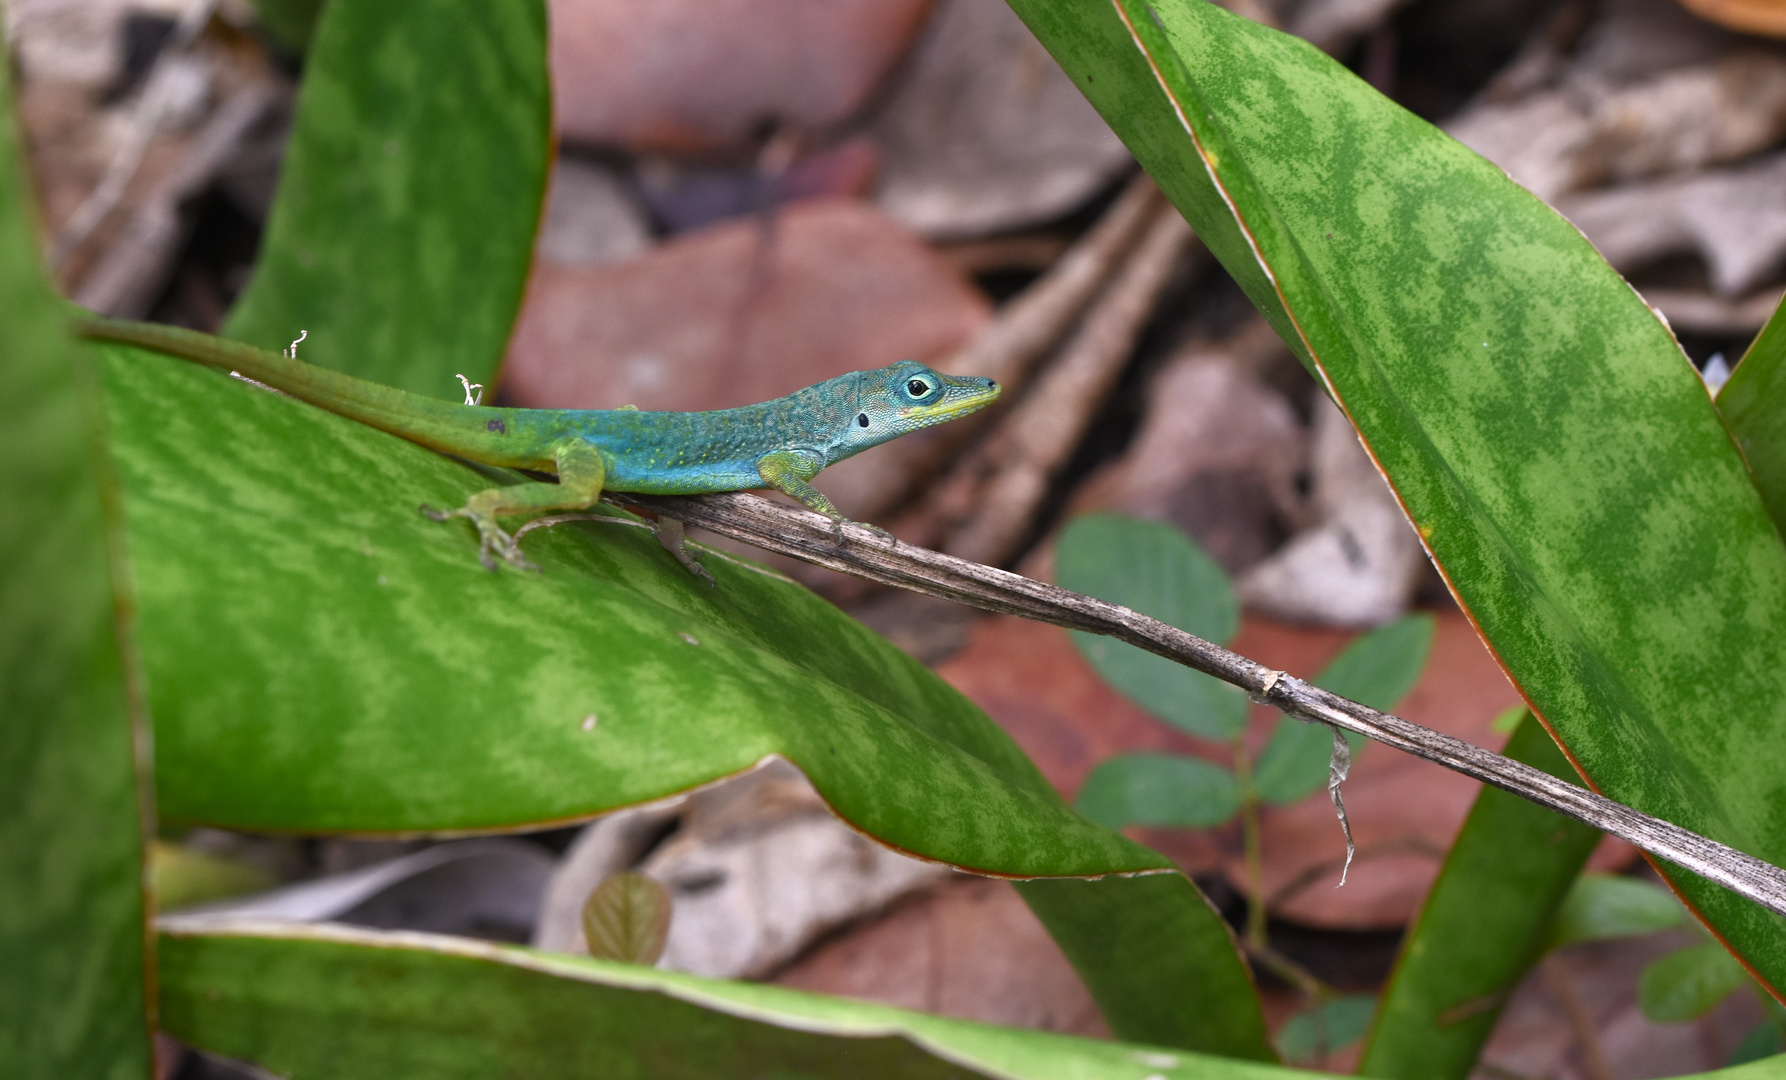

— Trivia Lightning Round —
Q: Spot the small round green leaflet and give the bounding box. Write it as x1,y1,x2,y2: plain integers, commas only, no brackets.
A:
1055,514,1248,740
1305,614,1434,712
1251,614,1433,804
1075,752,1241,829
1277,995,1377,1065
1639,943,1750,1024
1546,873,1687,950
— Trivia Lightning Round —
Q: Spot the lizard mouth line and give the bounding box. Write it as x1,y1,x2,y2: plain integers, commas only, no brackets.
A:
899,393,1001,426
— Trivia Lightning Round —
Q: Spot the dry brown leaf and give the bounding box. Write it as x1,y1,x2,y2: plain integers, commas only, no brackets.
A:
1483,925,1765,1076
775,876,1108,1036
1066,334,1306,575
501,199,988,412
870,0,1132,237
1677,0,1786,37
1236,394,1428,627
1447,0,1786,200
1559,151,1786,298
538,762,946,979
536,156,652,268
550,0,935,154
582,871,673,966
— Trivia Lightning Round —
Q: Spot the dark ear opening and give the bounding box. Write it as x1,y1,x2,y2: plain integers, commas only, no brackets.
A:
857,413,870,427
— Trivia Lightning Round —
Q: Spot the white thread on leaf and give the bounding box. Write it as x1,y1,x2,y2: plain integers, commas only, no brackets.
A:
283,330,307,359
228,372,284,396
456,373,484,406
1328,726,1355,887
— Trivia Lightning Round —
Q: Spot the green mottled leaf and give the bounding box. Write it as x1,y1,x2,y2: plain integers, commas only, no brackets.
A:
1017,875,1275,1061
1640,943,1750,1024
1006,0,1786,993
103,338,1268,1054
102,342,1151,874
1310,614,1433,710
1250,718,1338,806
1252,614,1432,804
1277,996,1376,1065
582,872,671,966
162,923,1290,1078
1717,291,1786,534
1547,873,1686,950
1358,713,1600,1080
225,0,549,394
1056,514,1247,740
0,54,152,1080
1075,753,1240,829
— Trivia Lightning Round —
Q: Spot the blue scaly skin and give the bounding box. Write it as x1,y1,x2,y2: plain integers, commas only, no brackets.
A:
76,317,1001,572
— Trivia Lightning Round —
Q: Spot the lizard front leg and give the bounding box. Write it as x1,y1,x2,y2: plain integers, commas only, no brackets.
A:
424,439,607,571
756,450,891,544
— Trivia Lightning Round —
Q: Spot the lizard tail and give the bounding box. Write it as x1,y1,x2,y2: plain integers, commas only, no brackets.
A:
74,316,551,469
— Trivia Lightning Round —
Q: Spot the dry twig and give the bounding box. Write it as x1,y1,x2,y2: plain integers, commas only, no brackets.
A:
605,490,1786,921
1643,286,1785,336
72,83,276,317
848,173,1164,521
940,205,1197,566
51,0,220,267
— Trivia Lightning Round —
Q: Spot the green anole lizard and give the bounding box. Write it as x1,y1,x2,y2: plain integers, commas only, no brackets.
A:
76,317,1001,573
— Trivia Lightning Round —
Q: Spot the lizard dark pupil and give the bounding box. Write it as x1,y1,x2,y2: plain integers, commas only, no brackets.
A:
908,379,929,396
857,413,869,427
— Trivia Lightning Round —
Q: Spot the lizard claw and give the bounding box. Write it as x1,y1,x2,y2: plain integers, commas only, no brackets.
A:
827,515,896,547
477,519,539,573
420,503,539,573
854,520,897,547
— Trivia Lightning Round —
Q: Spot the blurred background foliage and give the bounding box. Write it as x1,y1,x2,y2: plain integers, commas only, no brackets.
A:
6,0,1786,1075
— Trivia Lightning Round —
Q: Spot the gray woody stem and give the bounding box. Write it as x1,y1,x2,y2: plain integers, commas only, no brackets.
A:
615,490,1786,920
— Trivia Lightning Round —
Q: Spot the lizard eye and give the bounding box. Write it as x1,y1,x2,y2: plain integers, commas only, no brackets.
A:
906,378,931,397
856,412,869,427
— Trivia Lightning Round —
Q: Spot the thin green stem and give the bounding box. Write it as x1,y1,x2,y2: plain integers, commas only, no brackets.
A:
1231,737,1268,952
1244,940,1333,1001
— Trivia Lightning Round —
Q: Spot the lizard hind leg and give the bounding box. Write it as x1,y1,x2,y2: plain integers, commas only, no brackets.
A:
422,440,607,571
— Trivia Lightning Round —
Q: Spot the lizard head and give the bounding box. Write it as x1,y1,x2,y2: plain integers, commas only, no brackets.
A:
834,360,1001,457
